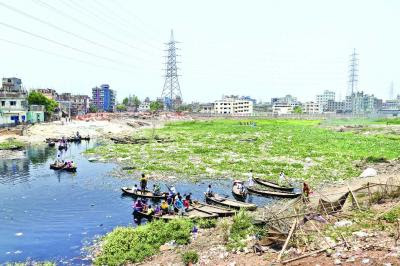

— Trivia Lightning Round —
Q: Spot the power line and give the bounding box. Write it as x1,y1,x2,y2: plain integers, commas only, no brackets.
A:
32,0,155,55
0,21,137,68
90,0,162,48
66,0,160,51
0,1,142,60
0,37,130,73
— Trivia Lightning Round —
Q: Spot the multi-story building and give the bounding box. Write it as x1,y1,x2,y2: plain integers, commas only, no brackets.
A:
214,97,253,115
325,100,346,113
0,77,28,125
316,90,335,111
91,84,116,112
57,93,90,116
302,102,322,114
272,103,294,115
345,92,382,114
271,94,299,105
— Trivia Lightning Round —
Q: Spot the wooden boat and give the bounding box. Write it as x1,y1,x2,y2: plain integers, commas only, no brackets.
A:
253,177,294,192
48,142,55,147
49,163,77,172
232,180,247,199
159,208,218,220
121,187,168,199
204,193,257,211
247,186,300,198
192,201,235,217
133,210,156,221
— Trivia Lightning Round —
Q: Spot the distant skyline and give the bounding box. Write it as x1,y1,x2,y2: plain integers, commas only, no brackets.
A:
0,0,399,103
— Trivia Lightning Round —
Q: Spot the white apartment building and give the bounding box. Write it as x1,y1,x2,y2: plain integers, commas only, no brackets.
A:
316,90,335,110
272,103,294,115
303,101,322,114
214,99,253,115
138,102,150,112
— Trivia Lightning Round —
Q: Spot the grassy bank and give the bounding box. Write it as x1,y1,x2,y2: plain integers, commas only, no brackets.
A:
86,119,400,184
94,219,193,265
0,139,25,150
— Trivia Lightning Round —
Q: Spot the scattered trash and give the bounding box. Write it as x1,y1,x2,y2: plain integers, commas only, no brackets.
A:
334,220,353,227
360,168,377,178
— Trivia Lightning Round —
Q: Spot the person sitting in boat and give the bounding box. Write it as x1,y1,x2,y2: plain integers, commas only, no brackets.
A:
206,184,213,196
140,173,147,194
146,205,154,215
174,192,181,202
236,181,246,194
132,184,138,193
76,131,80,138
153,183,161,196
161,200,169,214
247,170,254,187
167,194,173,205
134,199,144,212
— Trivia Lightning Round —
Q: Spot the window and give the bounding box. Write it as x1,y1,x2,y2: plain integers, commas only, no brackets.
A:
1,101,5,106
10,101,16,106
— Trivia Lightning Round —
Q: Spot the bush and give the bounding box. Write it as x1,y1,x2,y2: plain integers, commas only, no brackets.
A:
217,218,231,243
382,207,400,223
94,219,193,265
181,250,199,265
227,210,254,250
195,218,217,229
0,139,25,150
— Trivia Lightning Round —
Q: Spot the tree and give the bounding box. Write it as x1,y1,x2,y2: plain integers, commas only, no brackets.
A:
293,106,302,114
132,96,141,111
116,104,127,112
27,91,58,113
150,101,163,113
89,104,98,113
122,97,129,106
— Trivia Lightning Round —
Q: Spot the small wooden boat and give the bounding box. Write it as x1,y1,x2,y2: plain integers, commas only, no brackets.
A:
204,193,257,211
121,187,168,199
247,186,300,198
232,180,247,199
253,178,294,192
48,142,55,147
133,210,156,221
192,201,235,217
49,163,77,172
159,208,218,220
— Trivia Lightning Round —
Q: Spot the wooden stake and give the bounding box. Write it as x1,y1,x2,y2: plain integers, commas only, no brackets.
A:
277,219,297,262
348,184,361,210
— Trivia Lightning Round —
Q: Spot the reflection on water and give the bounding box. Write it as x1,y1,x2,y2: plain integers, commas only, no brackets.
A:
0,142,276,264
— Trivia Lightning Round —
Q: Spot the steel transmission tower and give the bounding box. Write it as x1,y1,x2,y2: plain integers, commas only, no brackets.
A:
348,48,359,96
161,30,182,110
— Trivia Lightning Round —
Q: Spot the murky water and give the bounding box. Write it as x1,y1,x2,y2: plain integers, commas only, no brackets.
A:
0,142,274,264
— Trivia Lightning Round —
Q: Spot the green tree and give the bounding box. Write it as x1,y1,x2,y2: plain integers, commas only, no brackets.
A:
122,97,129,106
132,95,141,111
27,91,58,113
116,104,127,112
150,101,163,112
293,106,302,114
89,104,98,113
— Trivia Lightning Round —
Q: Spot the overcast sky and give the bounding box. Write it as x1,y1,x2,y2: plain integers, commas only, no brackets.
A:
0,0,399,103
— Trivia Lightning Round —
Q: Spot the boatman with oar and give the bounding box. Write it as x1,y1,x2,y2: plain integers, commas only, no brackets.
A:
140,173,147,194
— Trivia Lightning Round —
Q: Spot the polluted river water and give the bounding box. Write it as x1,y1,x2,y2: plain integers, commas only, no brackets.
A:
0,141,275,264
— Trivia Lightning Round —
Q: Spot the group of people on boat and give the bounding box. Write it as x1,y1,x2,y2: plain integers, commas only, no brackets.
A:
53,154,76,169
132,184,193,217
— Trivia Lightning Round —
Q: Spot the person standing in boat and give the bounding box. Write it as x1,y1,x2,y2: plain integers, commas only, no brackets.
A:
206,184,213,196
247,170,254,187
140,173,147,194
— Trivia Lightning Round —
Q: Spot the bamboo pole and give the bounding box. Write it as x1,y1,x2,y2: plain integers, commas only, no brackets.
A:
348,184,361,210
281,243,343,264
277,219,297,262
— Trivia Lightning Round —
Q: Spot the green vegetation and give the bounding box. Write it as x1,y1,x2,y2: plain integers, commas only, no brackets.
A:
227,210,254,250
382,206,400,223
86,119,400,184
150,101,164,112
27,91,58,114
181,250,199,265
0,139,25,150
116,104,127,112
195,218,217,229
293,106,302,114
94,219,193,265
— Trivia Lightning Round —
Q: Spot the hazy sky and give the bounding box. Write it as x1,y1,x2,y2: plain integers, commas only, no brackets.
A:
0,0,399,103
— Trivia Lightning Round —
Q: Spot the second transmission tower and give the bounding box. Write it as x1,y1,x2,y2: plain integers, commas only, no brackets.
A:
348,48,359,96
161,30,182,110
